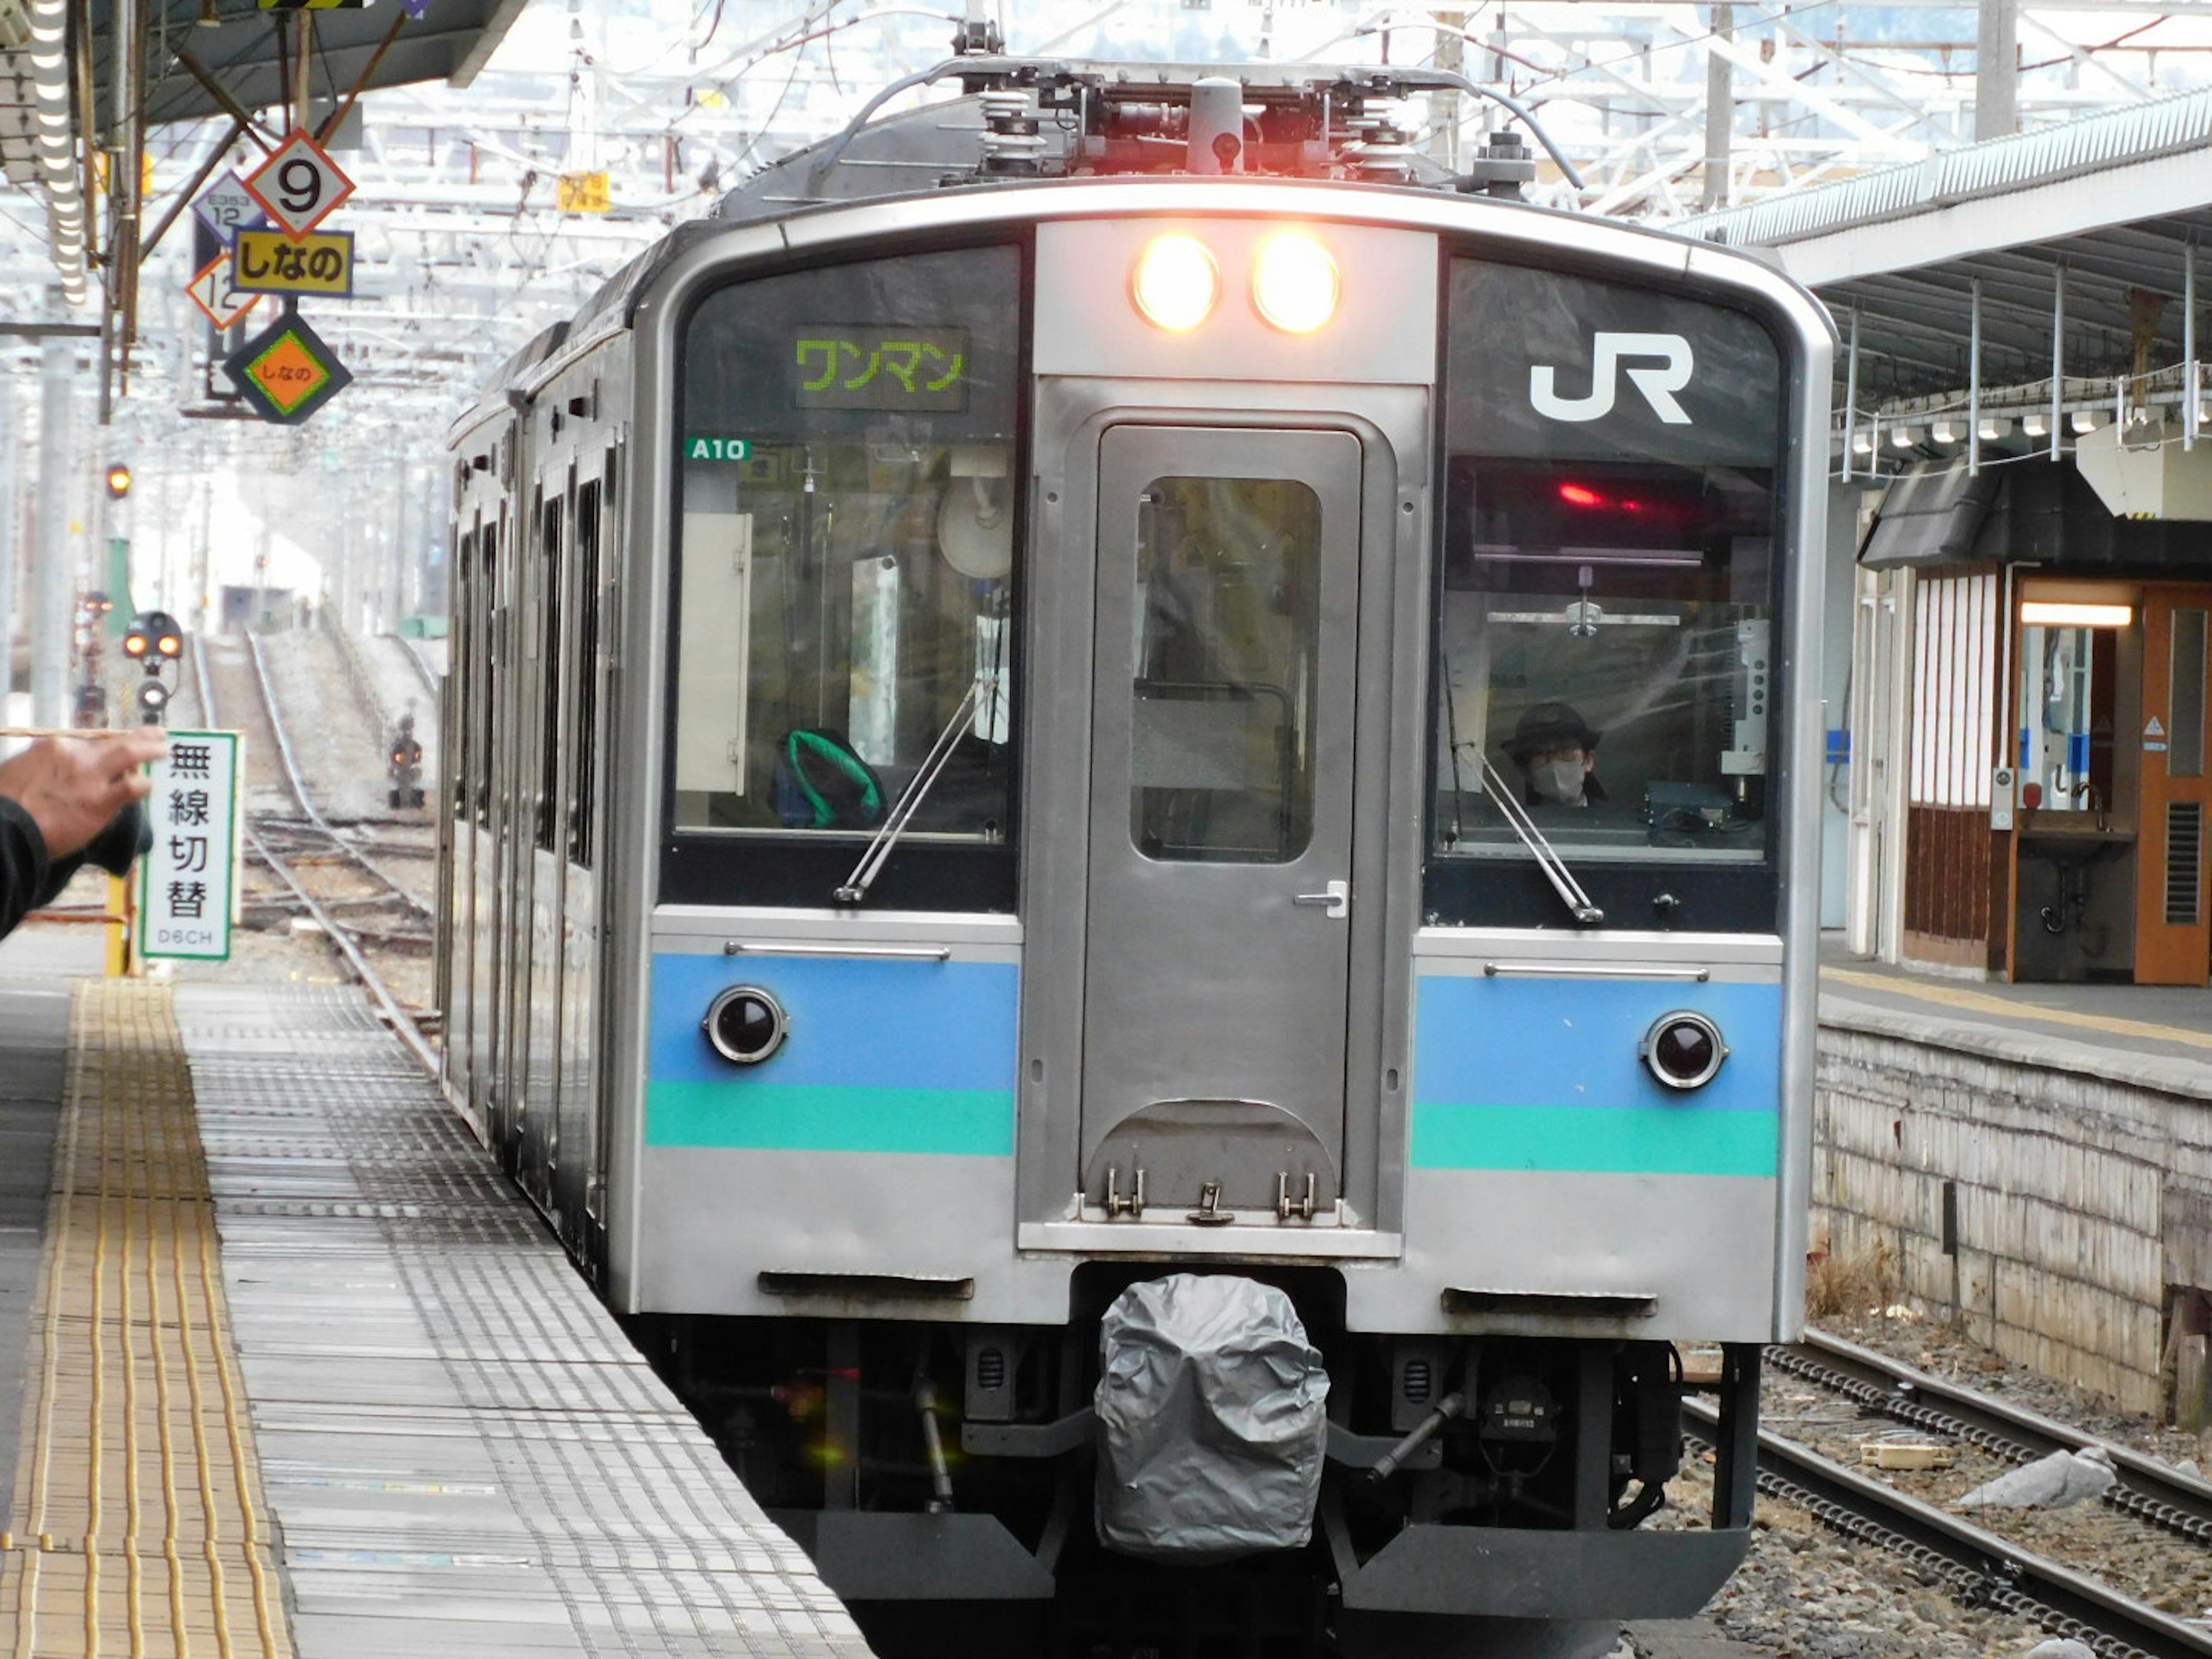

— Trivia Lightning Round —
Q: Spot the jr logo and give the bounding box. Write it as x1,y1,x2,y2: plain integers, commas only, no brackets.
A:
1529,332,1695,425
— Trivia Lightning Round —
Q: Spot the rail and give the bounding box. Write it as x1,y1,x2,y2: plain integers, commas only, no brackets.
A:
241,630,432,923
1783,1331,2212,1546
1682,1395,2212,1659
190,635,441,1081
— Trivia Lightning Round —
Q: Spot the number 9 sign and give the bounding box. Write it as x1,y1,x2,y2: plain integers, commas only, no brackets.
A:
242,129,355,241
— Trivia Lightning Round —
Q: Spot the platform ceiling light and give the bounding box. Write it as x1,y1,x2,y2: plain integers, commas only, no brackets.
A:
1251,229,1340,333
2020,601,2133,628
1131,233,1221,332
1978,416,2013,441
2070,408,2107,434
1850,430,1874,454
1888,424,1918,450
2022,412,2050,438
1930,418,1960,445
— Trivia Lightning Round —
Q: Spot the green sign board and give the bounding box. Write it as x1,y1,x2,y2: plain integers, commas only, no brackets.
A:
684,436,749,461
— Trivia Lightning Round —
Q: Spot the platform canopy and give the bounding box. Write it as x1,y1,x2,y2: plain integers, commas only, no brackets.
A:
0,0,526,323
1680,88,2212,442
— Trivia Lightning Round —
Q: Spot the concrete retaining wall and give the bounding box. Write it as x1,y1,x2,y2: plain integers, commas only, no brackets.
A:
1815,1001,2212,1415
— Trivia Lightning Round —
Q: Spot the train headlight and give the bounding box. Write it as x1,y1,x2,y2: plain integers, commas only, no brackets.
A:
1640,1012,1727,1090
703,986,789,1066
1131,233,1221,332
1251,230,1339,333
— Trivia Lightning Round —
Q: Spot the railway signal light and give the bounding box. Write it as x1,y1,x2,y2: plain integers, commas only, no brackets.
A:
123,611,183,727
104,461,132,499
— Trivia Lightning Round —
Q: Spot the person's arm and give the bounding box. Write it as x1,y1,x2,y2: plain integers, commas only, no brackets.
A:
0,733,166,942
0,796,55,938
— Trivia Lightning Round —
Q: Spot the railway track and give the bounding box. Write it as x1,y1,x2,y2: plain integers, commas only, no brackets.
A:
1779,1332,2212,1547
189,632,440,1071
1683,1338,2212,1659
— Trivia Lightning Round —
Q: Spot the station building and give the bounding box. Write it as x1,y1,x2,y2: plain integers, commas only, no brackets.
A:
1689,88,2212,990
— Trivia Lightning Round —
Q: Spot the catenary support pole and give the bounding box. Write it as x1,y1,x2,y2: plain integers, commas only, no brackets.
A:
31,328,74,728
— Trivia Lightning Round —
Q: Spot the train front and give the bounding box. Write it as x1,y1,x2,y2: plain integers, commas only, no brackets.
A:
608,110,1830,1656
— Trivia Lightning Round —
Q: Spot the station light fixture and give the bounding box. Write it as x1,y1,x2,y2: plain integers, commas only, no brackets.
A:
2020,601,2133,629
1251,229,1340,334
1131,233,1221,332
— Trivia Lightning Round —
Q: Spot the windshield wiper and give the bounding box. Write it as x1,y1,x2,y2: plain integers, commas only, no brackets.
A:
835,677,986,905
1477,755,1605,927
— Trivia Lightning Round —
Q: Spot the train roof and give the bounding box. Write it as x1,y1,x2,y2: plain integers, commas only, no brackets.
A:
459,54,1828,422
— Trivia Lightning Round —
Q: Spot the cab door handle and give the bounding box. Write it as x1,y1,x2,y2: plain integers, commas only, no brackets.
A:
1292,880,1350,919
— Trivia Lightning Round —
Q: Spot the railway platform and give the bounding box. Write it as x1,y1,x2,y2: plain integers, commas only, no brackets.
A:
1812,934,2212,1423
1819,934,2212,1096
0,928,873,1659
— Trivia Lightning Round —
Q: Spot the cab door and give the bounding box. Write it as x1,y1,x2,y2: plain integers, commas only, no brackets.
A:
1078,426,1363,1217
2137,589,2212,984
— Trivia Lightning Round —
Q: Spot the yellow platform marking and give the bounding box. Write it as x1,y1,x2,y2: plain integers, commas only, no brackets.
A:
1,981,290,1658
1823,965,2212,1054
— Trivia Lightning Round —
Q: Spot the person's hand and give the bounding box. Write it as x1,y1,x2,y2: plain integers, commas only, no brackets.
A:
0,732,169,862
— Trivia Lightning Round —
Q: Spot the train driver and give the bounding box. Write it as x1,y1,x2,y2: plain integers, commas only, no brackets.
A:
1505,702,1607,809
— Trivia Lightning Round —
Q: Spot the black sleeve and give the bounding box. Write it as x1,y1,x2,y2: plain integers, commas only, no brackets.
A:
0,797,54,940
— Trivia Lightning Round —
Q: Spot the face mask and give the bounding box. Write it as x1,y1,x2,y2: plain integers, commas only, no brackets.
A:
1533,757,1585,804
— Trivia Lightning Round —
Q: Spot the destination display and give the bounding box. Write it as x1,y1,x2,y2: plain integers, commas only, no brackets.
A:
793,327,968,412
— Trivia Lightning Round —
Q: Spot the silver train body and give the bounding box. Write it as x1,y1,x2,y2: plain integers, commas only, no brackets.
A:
438,56,1831,1649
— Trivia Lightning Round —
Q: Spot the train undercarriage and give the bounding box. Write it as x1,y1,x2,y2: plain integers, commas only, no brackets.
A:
631,1268,1762,1659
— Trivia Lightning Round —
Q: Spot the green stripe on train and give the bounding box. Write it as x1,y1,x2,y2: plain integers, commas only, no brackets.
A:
646,1080,1016,1155
1411,1104,1778,1176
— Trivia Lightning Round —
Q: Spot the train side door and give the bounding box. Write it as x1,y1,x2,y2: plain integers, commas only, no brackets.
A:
2137,588,2212,984
1079,426,1363,1217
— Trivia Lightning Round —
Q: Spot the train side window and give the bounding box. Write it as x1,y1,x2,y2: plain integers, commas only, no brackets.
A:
1429,257,1789,926
570,478,601,868
537,495,563,854
474,524,498,830
453,528,476,822
671,245,1020,853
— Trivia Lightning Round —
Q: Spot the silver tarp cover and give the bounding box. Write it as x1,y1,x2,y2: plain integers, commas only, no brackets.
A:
1093,1273,1330,1562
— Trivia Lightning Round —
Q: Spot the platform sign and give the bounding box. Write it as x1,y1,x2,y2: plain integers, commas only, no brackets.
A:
185,251,262,331
221,309,353,425
232,229,355,296
140,731,241,962
241,129,355,240
191,172,267,246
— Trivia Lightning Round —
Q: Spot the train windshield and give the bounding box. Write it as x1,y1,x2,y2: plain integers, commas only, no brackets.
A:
671,245,1021,842
1432,260,1786,881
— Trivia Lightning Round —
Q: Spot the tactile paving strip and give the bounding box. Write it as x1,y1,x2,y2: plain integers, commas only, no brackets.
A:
172,983,874,1659
1,978,291,1659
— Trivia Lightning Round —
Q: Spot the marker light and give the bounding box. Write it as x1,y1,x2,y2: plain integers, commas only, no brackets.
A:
1640,1012,1728,1091
703,985,789,1066
1131,234,1220,332
1251,230,1340,333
